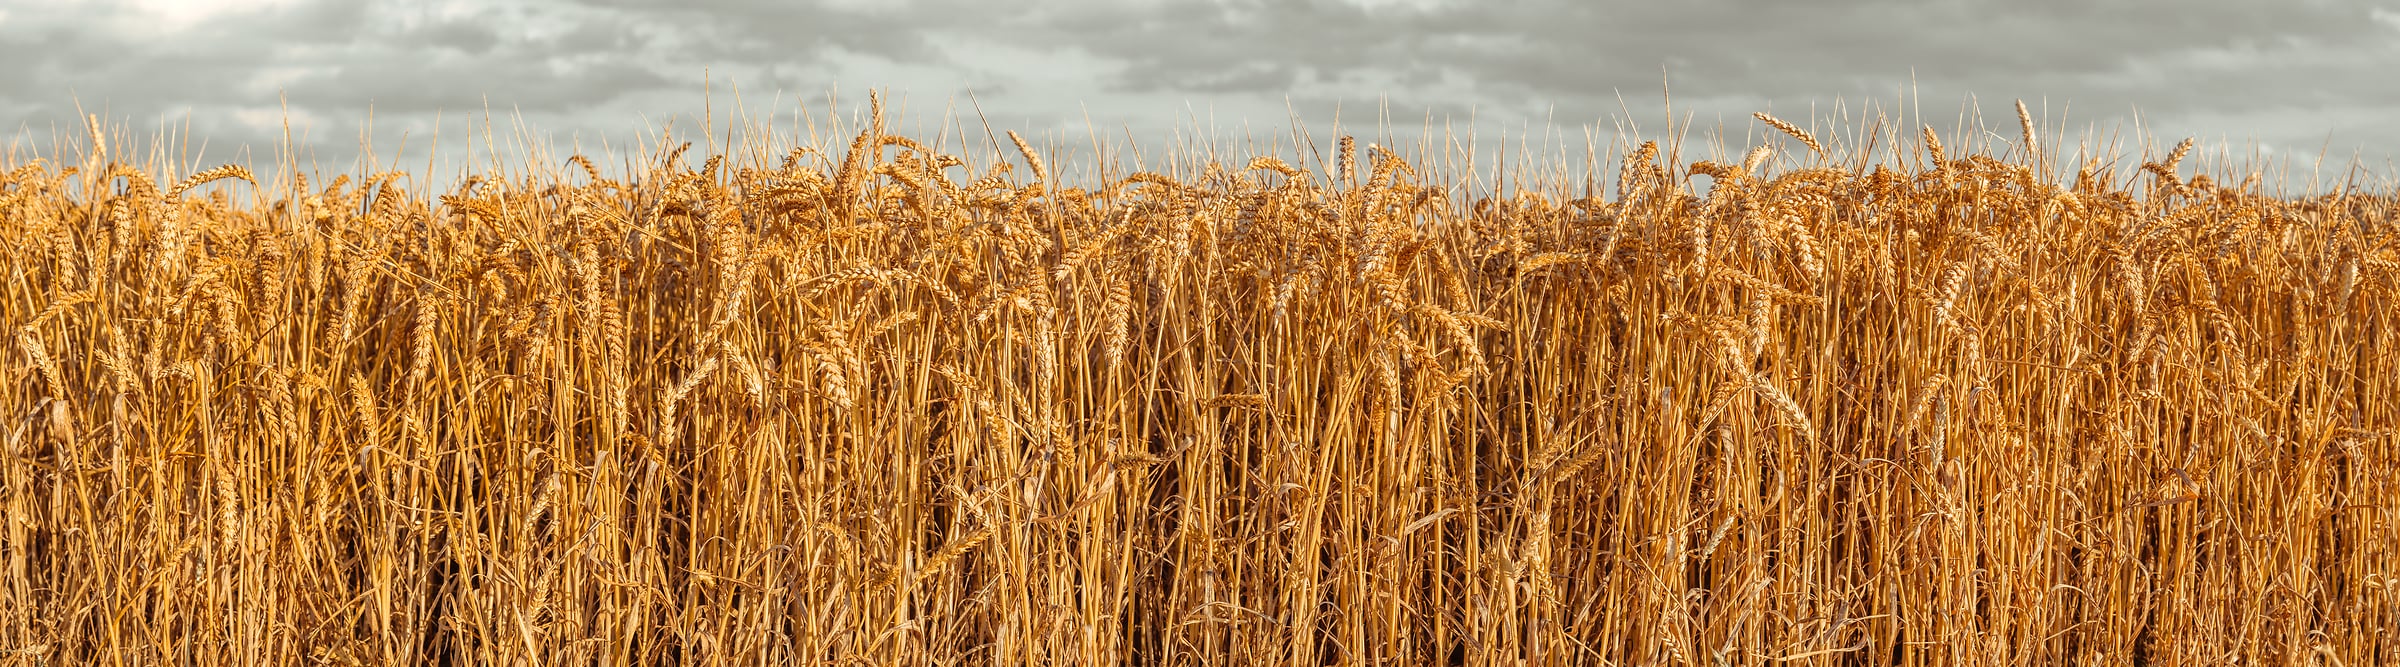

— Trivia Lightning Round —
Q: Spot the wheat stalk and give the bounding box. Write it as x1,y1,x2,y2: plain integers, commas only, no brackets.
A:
1753,112,1825,157
2015,99,2042,173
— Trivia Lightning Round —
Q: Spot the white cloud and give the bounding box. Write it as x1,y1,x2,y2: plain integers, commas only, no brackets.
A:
54,0,304,34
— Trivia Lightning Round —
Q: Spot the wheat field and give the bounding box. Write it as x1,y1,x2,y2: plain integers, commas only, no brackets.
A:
1,96,2395,665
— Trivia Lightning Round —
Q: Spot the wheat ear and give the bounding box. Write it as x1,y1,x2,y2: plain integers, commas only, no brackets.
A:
1753,112,1825,158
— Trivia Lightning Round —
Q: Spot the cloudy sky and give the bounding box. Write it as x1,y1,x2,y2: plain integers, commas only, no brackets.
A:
4,0,2396,194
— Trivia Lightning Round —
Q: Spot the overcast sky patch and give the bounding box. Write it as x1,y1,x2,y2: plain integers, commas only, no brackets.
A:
4,0,2393,192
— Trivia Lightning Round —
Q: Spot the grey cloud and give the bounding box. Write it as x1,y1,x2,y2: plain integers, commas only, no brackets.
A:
416,19,504,55
276,56,674,115
2,0,2393,191
558,0,963,63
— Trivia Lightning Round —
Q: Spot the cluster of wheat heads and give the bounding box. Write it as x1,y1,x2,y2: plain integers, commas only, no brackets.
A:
1,98,2396,666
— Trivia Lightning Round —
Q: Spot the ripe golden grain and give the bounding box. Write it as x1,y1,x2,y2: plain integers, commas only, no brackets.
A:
2016,99,2041,170
1742,145,1774,174
1007,130,1050,188
1,101,2391,667
1753,112,1825,157
1922,125,1947,169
